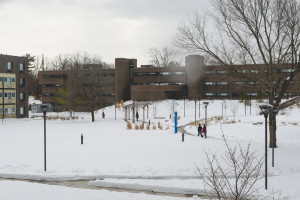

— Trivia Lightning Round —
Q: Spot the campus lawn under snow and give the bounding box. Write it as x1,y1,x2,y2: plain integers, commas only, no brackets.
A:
0,98,299,199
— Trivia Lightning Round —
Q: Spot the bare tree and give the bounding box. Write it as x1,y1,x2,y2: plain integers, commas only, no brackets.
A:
230,101,239,121
196,134,264,200
70,74,103,122
174,0,300,147
148,46,178,67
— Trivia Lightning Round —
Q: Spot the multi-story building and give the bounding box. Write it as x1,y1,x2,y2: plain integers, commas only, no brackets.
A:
0,54,28,118
39,66,115,112
39,55,300,111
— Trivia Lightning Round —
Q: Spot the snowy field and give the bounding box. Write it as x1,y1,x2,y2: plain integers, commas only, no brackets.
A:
0,98,300,199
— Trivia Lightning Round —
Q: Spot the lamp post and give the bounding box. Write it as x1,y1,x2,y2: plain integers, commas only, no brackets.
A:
259,105,273,190
40,104,49,172
114,98,116,120
203,102,209,138
194,100,197,125
198,98,200,119
221,102,223,118
183,96,187,117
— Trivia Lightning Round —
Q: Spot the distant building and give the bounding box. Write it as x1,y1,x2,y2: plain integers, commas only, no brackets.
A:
0,54,28,118
39,55,300,112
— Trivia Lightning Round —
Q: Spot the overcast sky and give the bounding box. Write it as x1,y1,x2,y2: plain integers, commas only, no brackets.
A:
0,0,209,65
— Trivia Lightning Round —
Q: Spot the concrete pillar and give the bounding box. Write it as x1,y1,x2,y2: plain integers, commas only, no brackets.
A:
147,105,149,119
132,107,135,123
128,107,130,120
143,107,145,125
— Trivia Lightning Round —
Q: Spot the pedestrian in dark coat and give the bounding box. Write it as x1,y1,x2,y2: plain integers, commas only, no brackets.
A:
136,111,139,121
198,124,203,137
102,112,105,119
203,124,206,138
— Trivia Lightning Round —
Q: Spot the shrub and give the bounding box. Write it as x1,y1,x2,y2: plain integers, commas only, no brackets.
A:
196,133,264,200
135,124,139,130
146,124,150,130
139,123,144,130
152,124,157,129
127,121,132,129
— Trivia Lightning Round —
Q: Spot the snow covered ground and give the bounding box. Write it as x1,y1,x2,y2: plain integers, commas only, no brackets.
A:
0,98,299,199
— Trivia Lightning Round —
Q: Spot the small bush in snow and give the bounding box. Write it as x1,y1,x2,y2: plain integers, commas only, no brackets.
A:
146,124,150,130
153,124,157,129
127,121,132,129
139,124,144,129
135,124,139,130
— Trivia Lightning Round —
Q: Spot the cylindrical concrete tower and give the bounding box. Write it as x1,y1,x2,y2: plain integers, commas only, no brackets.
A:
186,55,205,100
115,58,137,102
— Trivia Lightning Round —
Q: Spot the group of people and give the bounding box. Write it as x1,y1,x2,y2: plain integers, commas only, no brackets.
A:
197,124,206,138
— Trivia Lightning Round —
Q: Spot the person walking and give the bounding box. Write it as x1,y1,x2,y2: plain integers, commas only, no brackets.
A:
203,124,206,138
136,111,139,121
198,124,203,137
102,111,105,119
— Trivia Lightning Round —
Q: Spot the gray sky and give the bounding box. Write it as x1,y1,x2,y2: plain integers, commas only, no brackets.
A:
0,0,209,65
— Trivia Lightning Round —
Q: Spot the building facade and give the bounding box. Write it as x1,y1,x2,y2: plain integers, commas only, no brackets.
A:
0,54,28,118
39,55,300,111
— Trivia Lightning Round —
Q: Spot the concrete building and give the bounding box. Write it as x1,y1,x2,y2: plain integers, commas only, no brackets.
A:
0,54,28,118
39,55,300,111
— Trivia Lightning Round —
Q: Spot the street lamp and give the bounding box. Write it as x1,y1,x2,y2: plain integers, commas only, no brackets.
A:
183,96,187,117
198,97,201,119
194,99,197,125
40,104,49,172
259,104,273,190
203,102,209,138
114,98,116,120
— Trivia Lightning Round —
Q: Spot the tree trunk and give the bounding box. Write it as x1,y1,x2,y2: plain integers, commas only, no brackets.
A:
269,115,277,148
91,111,95,122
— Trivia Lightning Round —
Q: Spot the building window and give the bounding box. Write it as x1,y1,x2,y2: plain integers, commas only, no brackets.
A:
203,82,216,85
19,63,25,71
0,93,2,98
19,77,25,86
20,107,25,115
7,62,13,70
12,108,15,113
20,92,25,100
12,93,15,98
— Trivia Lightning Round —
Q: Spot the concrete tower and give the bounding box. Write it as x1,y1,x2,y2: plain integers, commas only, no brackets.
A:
115,58,137,102
186,55,205,100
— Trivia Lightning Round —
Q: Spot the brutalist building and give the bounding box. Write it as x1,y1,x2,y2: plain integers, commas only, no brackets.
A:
39,55,300,112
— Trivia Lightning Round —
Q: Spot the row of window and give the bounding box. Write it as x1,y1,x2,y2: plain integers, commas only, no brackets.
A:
203,68,294,75
135,72,186,76
0,92,25,100
203,92,300,97
7,62,25,71
203,81,297,86
0,77,25,86
43,93,115,97
136,82,186,86
0,107,25,115
42,74,68,79
0,77,15,83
